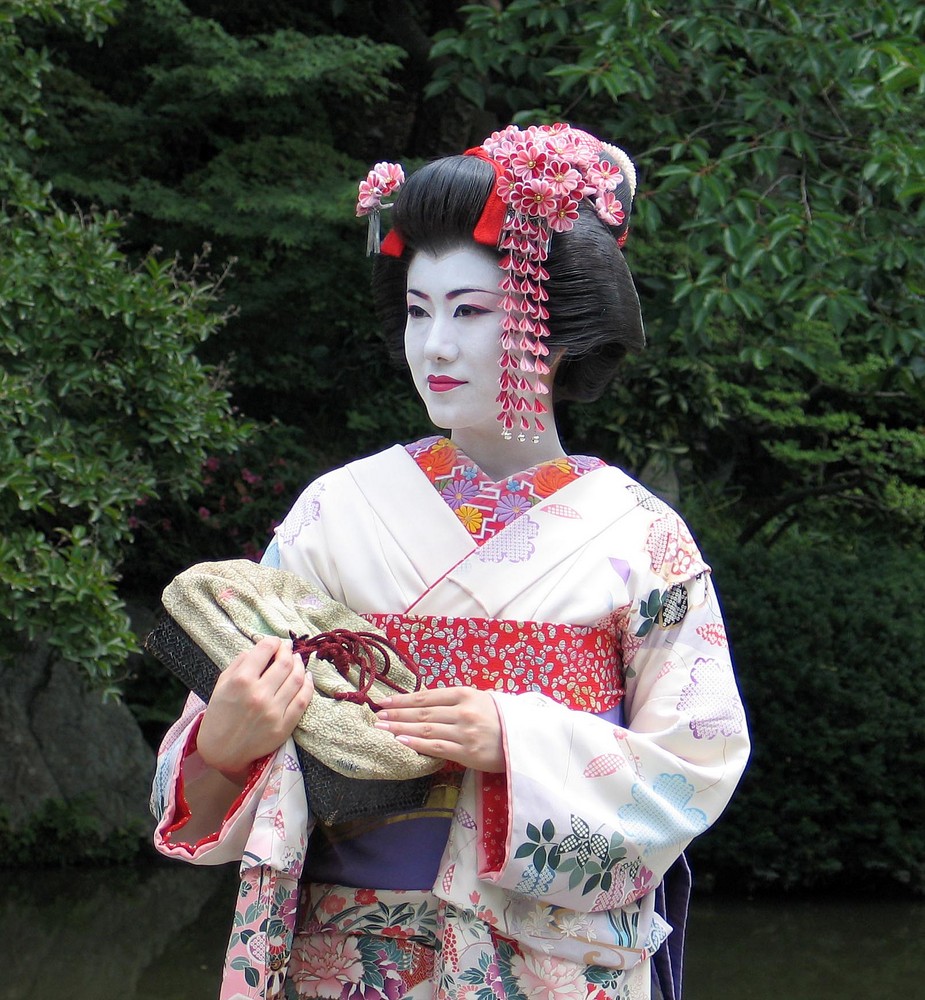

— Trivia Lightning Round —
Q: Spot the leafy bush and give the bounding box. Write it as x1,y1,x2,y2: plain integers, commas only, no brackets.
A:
428,0,925,545
1,0,249,691
687,526,925,895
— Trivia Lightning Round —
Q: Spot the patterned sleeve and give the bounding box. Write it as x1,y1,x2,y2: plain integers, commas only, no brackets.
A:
478,508,749,912
148,538,302,861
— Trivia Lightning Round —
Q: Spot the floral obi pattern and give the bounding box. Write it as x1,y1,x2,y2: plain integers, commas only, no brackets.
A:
365,614,624,715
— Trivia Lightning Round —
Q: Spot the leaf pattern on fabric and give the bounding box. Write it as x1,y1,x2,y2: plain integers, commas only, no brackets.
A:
583,753,627,778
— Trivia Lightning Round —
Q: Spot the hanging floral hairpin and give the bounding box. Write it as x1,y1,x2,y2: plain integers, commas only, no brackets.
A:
477,124,636,441
356,161,405,255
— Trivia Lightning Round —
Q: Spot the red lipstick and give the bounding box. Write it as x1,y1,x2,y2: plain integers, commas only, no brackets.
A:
428,375,466,392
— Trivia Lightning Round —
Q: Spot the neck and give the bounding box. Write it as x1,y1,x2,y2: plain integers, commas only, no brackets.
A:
450,425,567,482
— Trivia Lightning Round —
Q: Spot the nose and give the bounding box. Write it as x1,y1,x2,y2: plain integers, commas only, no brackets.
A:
423,313,459,362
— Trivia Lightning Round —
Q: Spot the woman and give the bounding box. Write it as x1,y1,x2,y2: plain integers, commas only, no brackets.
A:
152,124,749,1000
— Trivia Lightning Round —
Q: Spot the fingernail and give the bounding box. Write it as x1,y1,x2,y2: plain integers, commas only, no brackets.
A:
377,711,390,720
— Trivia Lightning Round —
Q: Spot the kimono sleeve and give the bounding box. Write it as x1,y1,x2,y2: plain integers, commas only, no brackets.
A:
479,520,749,912
149,541,312,866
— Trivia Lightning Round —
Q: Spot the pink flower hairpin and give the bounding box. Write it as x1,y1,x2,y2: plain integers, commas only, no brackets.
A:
357,161,405,255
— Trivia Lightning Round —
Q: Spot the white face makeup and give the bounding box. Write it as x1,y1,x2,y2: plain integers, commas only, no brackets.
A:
404,246,506,440
404,244,565,481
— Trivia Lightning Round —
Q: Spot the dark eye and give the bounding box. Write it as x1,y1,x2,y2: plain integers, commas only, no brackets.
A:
455,304,489,318
407,304,428,318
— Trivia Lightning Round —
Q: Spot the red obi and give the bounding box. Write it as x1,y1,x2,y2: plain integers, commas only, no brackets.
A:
364,614,625,714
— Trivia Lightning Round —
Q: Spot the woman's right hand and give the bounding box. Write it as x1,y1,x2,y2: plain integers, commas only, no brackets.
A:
196,636,314,785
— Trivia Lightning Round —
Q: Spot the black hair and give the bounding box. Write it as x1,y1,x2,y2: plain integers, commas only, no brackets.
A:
371,154,645,403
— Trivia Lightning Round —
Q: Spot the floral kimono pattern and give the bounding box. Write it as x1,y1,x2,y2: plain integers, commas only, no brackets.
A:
151,438,749,1000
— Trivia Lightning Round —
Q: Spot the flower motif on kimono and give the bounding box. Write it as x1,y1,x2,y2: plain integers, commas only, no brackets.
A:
416,437,458,478
290,933,365,996
277,481,324,546
443,478,480,509
618,773,708,854
696,621,728,647
497,492,534,522
533,460,579,498
457,504,485,533
508,951,588,1000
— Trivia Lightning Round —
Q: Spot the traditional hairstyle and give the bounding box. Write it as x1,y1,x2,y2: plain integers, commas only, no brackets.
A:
358,125,646,436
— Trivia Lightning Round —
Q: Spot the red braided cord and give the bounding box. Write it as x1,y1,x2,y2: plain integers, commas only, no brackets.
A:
289,629,422,711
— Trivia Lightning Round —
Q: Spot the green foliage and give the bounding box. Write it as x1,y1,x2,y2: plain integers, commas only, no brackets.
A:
0,798,143,866
1,0,248,689
122,423,325,592
429,0,925,544
687,527,925,895
22,0,438,592
35,0,408,430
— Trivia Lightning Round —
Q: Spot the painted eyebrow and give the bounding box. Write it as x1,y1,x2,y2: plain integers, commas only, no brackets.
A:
406,287,500,299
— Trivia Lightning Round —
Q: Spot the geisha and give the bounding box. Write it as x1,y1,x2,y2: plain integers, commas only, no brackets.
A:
151,123,750,1000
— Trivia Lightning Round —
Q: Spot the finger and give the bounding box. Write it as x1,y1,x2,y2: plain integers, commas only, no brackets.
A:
379,687,462,710
391,732,463,764
374,717,459,742
282,671,315,733
259,640,304,692
272,650,309,702
228,635,283,676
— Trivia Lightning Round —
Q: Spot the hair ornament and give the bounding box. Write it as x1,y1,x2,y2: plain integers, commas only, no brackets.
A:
472,124,636,439
356,161,405,255
357,125,638,442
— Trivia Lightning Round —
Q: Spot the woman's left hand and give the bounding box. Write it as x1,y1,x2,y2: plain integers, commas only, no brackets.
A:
374,686,504,773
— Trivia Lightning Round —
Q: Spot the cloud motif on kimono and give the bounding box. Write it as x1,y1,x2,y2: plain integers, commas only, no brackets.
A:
477,515,540,563
677,657,746,739
618,773,708,854
276,480,324,546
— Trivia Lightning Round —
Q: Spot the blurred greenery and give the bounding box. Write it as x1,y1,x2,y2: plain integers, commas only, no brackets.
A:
688,524,925,895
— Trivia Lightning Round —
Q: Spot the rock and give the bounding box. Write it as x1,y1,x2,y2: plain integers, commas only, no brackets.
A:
0,637,155,842
0,862,233,999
